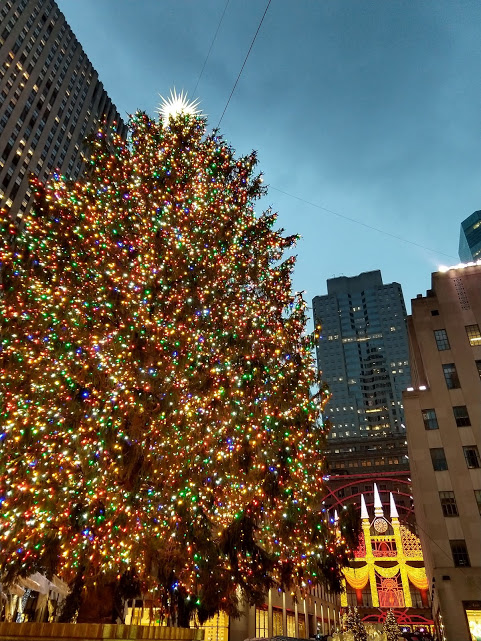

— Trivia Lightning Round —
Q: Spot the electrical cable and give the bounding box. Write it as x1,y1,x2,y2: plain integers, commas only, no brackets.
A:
217,0,271,128
270,186,457,260
192,0,230,98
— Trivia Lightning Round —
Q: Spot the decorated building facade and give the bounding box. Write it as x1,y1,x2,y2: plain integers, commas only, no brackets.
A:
341,485,433,633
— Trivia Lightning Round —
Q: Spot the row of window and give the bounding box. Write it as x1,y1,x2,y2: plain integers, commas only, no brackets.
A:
422,405,471,429
330,456,402,470
439,489,481,517
430,445,480,470
434,324,481,350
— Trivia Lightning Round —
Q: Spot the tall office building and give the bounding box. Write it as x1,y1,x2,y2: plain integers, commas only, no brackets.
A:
403,263,481,641
459,210,481,263
0,0,126,221
313,271,412,520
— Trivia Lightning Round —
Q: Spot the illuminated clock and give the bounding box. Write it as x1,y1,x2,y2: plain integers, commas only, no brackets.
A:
373,517,388,533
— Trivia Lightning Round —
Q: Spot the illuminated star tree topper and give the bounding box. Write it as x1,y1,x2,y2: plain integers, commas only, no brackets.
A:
157,88,202,125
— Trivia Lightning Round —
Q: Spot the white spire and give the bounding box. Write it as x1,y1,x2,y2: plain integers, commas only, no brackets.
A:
334,509,339,524
373,483,384,517
390,492,399,519
360,494,369,520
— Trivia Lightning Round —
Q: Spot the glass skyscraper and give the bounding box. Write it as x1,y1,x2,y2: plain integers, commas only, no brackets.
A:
313,270,411,442
459,210,481,263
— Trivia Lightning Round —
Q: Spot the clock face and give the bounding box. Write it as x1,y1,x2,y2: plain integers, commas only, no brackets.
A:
373,517,388,533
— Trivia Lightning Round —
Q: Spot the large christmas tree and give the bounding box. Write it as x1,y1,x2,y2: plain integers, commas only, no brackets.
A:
0,98,357,623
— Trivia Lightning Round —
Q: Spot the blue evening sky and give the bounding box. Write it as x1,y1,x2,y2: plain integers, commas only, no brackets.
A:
57,0,480,319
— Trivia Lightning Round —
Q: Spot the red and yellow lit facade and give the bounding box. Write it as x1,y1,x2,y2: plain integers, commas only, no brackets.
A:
341,485,433,632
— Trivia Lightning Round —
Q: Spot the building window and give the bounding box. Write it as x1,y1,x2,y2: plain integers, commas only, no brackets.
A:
453,405,470,427
273,609,283,636
434,329,450,350
465,324,481,346
450,540,470,567
255,608,268,638
463,446,481,469
439,491,458,517
286,612,296,638
443,363,460,389
430,448,448,471
474,490,481,516
476,360,481,379
422,409,438,430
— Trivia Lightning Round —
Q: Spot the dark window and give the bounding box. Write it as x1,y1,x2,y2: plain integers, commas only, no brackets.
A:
2,173,11,188
453,406,470,427
439,491,458,517
422,409,438,430
450,540,470,567
10,181,19,198
476,360,481,379
434,329,450,351
430,448,448,471
443,363,460,389
2,141,13,160
465,324,481,346
463,446,480,469
474,490,481,516
431,310,439,316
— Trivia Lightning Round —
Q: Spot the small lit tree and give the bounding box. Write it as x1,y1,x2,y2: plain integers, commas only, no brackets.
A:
383,609,401,641
353,607,367,641
343,606,355,632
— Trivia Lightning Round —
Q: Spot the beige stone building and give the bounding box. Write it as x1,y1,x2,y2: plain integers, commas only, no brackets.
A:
0,0,126,221
125,588,341,641
403,261,481,641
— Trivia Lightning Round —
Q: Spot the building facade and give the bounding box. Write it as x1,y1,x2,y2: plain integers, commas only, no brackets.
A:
312,271,412,511
0,0,126,221
125,586,341,641
459,210,481,263
340,485,433,634
403,261,481,641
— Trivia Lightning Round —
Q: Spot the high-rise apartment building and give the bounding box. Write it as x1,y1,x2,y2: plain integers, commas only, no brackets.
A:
0,0,126,220
459,210,481,263
403,262,481,641
313,271,412,520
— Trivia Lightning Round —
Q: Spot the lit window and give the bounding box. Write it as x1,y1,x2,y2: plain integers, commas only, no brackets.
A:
453,406,470,427
463,446,480,469
255,608,268,638
439,491,458,517
422,409,438,430
465,324,481,346
434,329,450,351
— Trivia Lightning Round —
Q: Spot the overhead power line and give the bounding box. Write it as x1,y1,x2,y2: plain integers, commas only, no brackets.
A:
192,0,230,98
217,0,272,128
270,186,457,260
